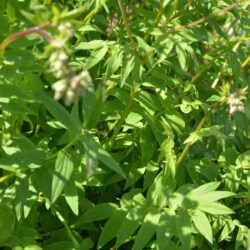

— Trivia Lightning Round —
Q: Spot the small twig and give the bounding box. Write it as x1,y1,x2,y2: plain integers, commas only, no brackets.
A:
241,54,250,70
166,0,194,25
118,0,143,63
144,1,166,42
166,1,244,33
55,210,80,248
46,131,84,161
0,24,52,56
107,86,136,150
212,34,245,88
232,199,250,211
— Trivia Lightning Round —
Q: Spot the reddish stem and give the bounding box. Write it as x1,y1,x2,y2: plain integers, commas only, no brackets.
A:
0,24,53,55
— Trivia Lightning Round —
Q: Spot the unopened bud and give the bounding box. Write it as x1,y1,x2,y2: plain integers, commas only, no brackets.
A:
52,79,67,100
58,22,73,38
65,89,75,106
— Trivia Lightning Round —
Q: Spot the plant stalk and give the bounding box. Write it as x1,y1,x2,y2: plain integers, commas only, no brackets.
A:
165,1,244,33
55,210,80,248
107,86,136,150
118,0,143,63
0,24,52,57
175,101,221,168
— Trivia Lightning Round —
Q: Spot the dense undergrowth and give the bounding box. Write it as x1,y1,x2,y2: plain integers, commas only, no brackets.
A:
0,0,250,249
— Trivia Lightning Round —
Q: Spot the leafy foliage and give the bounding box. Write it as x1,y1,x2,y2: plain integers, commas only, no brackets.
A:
0,0,250,249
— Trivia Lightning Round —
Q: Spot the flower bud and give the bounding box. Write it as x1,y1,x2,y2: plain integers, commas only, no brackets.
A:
58,22,73,39
65,89,75,106
52,79,67,100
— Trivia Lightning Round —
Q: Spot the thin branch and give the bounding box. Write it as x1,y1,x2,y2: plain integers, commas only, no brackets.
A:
0,24,52,57
107,86,136,150
166,1,244,33
166,0,194,25
144,1,166,42
118,0,143,63
241,54,250,70
232,199,250,211
55,210,80,248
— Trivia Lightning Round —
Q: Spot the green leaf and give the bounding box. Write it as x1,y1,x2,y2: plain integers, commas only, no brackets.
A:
0,150,45,169
198,202,234,215
15,174,29,220
198,191,235,202
75,203,119,225
176,208,191,250
82,133,126,178
64,180,79,215
235,226,247,250
79,238,94,250
105,46,123,80
74,40,107,50
219,220,236,242
85,46,108,70
156,212,176,249
98,210,126,249
140,125,154,166
120,54,135,86
184,126,226,144
147,169,176,208
34,92,79,135
176,44,186,70
132,208,161,250
51,151,74,203
24,245,42,250
82,85,104,129
44,241,74,250
236,150,250,168
191,210,213,244
116,206,144,248
164,110,185,135
31,167,52,201
0,206,15,245
186,182,220,200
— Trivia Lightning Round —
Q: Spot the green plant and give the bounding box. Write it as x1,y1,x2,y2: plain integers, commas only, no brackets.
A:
0,0,249,249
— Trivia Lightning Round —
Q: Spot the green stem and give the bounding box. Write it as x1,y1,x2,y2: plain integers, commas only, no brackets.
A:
144,1,166,42
83,0,106,24
55,210,80,248
232,199,250,211
61,3,89,19
118,0,143,63
175,101,221,168
166,0,193,25
46,131,84,161
107,86,136,150
241,54,250,70
0,172,16,183
0,168,25,183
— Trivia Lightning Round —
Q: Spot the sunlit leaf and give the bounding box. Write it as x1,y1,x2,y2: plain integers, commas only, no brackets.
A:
82,133,126,178
64,180,79,215
191,210,213,244
198,202,234,215
75,203,119,226
51,151,74,203
176,208,191,250
132,208,161,250
98,210,126,248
